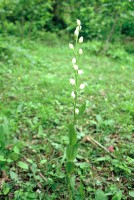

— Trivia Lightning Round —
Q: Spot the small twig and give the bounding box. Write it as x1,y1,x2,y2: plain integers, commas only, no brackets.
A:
6,144,13,150
83,135,116,159
39,172,47,181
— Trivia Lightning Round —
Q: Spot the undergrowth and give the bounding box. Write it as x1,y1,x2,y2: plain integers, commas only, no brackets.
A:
0,34,134,199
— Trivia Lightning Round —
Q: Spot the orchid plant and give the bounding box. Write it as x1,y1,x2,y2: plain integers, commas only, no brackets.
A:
66,19,86,199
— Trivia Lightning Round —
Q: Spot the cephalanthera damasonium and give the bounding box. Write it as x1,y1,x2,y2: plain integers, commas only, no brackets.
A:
66,19,86,199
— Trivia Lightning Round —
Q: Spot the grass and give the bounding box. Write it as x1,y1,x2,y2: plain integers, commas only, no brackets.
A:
0,34,134,200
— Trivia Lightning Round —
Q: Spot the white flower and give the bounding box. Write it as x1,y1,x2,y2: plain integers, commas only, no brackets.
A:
116,177,120,181
36,189,41,194
69,43,74,49
72,57,76,64
79,48,83,55
73,64,78,70
80,83,85,89
74,29,79,37
79,36,83,43
71,91,75,98
78,69,84,75
77,19,81,26
75,108,79,114
69,79,75,85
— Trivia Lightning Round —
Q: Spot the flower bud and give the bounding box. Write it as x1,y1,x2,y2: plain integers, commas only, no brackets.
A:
69,79,75,85
78,69,84,75
71,91,75,98
72,57,76,64
77,19,81,26
80,83,85,89
74,29,79,37
75,108,79,114
79,36,83,43
69,43,74,49
79,48,83,55
73,64,78,70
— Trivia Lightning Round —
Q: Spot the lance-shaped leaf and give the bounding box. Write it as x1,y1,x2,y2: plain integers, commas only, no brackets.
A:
66,144,78,161
78,102,86,117
18,161,29,170
68,124,77,145
66,162,75,174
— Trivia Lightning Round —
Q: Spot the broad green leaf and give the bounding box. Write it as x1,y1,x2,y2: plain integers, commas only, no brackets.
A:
7,158,13,163
13,146,20,154
3,183,10,195
66,162,75,174
0,155,6,161
95,189,108,200
18,161,29,170
78,102,86,116
68,124,77,145
66,144,78,161
27,159,34,164
9,152,19,161
3,187,10,195
112,192,122,200
10,171,19,182
40,159,47,164
96,114,102,124
129,191,134,198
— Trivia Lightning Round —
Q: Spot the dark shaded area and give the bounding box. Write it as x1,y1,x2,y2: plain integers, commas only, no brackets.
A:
0,0,134,41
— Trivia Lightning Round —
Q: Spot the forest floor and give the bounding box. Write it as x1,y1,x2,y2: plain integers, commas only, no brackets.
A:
0,35,134,200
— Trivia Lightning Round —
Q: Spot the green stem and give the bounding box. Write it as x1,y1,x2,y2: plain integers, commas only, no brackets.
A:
73,36,79,125
67,174,73,200
73,72,78,124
